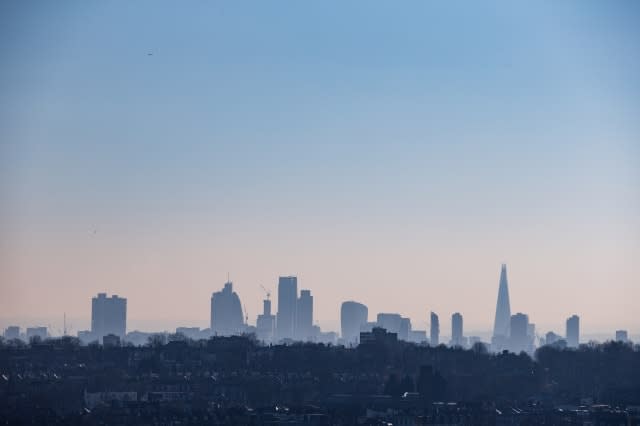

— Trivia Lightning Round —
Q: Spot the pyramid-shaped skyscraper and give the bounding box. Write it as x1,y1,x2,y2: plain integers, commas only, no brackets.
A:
492,264,511,345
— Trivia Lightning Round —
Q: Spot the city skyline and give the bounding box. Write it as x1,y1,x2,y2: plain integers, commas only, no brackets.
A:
1,2,639,336
2,265,635,345
1,2,639,423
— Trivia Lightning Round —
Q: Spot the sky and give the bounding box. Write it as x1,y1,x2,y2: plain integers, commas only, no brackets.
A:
1,1,639,339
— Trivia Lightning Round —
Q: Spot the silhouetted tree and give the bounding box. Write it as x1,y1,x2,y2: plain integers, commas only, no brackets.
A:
400,374,415,393
384,373,401,396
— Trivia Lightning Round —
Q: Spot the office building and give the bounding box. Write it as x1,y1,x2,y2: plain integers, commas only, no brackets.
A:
77,330,94,344
376,313,402,334
615,330,628,343
317,330,338,345
360,321,377,333
544,331,561,346
92,293,127,343
340,301,368,345
210,282,244,336
102,334,121,347
566,314,580,348
296,289,314,341
509,313,531,353
408,330,427,344
399,317,412,341
450,312,464,347
430,312,440,346
492,264,511,351
26,327,47,341
527,323,536,348
3,326,20,340
277,276,298,340
256,298,276,343
360,327,398,346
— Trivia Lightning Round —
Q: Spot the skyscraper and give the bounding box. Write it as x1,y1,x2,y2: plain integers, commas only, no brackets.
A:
492,264,511,351
210,282,244,336
399,317,412,341
340,301,368,346
509,313,530,353
91,293,127,343
450,312,464,347
296,289,314,341
430,312,440,346
276,276,297,340
256,298,275,343
376,313,403,334
566,314,580,348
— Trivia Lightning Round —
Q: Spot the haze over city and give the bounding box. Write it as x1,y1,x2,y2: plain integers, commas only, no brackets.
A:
1,1,639,338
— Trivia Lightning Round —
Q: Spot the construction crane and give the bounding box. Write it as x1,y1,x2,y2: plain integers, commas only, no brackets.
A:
260,285,271,301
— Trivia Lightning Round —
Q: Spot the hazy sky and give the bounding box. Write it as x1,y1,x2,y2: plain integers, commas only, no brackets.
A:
1,1,638,337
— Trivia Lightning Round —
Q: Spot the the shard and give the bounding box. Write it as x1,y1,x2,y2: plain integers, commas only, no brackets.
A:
492,264,511,349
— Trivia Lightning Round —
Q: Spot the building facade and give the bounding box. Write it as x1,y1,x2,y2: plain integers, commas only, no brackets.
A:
430,312,440,346
399,317,412,341
376,313,402,335
256,299,276,343
615,330,628,343
451,312,464,347
492,264,512,352
91,293,127,343
3,326,20,340
276,276,298,340
509,313,531,354
26,327,47,341
566,314,580,348
210,282,244,336
296,289,314,341
340,301,368,346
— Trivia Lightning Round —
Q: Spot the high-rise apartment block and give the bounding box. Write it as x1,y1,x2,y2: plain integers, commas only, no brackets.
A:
92,293,127,343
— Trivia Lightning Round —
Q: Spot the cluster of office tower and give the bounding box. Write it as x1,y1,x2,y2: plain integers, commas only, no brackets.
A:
207,276,320,343
340,264,590,353
488,264,582,353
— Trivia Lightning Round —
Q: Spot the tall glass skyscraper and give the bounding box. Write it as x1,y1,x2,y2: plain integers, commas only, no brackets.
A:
296,289,313,341
451,312,464,347
276,276,297,340
340,301,368,345
566,314,580,348
492,264,511,351
210,282,244,336
430,311,440,346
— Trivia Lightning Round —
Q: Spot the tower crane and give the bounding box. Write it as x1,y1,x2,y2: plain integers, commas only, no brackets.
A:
260,285,271,301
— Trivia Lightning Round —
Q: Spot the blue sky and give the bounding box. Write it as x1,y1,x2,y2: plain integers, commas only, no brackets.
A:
1,1,639,336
